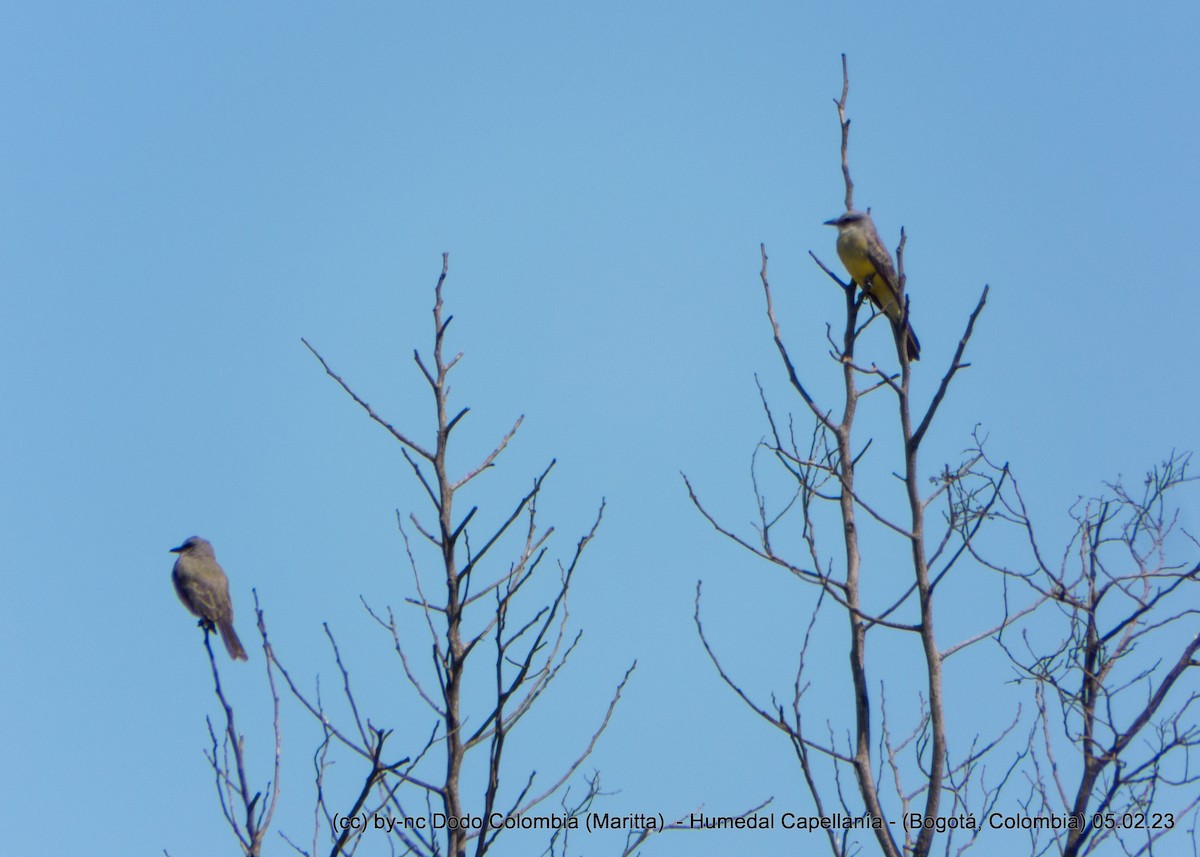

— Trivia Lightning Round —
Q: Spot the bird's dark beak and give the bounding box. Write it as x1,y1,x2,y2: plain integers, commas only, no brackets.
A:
169,544,185,553
823,217,839,226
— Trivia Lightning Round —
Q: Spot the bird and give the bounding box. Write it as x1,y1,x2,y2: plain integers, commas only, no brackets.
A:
823,209,921,361
170,536,248,661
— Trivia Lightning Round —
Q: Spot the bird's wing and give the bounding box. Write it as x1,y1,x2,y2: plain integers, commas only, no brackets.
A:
175,564,234,624
862,231,905,322
194,577,235,624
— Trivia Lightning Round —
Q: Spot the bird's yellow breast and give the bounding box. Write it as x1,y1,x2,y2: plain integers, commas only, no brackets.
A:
836,230,878,284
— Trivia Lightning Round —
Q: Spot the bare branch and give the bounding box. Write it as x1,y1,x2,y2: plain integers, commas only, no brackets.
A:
301,338,435,462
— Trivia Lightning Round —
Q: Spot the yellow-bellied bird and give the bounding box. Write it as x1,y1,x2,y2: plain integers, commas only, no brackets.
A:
823,210,920,361
170,536,248,661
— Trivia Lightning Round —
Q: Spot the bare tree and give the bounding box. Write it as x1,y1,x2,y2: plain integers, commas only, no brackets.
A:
686,56,1035,857
687,55,1200,857
963,447,1200,857
188,592,283,857
268,254,637,857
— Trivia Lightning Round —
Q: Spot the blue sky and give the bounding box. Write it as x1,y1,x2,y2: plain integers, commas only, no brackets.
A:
3,2,1198,855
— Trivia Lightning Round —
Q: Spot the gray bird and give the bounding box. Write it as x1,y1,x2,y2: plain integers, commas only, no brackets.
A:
170,536,248,661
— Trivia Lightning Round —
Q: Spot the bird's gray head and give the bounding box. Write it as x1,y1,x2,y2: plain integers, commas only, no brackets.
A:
823,210,868,228
170,536,214,556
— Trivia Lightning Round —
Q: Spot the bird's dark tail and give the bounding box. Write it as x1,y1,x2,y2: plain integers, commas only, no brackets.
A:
218,620,249,661
905,323,921,362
